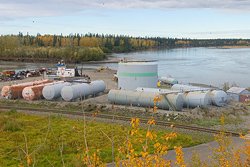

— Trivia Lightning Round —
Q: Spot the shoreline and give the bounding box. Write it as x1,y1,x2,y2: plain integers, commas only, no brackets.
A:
0,55,154,64
1,45,250,64
215,45,250,49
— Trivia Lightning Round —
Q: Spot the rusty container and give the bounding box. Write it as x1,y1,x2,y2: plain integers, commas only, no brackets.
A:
22,81,61,101
1,79,52,99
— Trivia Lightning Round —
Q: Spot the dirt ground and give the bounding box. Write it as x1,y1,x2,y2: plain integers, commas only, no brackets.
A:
84,68,117,90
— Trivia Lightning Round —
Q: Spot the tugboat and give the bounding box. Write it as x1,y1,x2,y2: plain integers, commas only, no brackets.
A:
56,60,75,77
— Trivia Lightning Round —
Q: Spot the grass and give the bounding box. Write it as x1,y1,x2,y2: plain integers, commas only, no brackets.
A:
0,99,98,113
0,110,212,166
192,116,242,127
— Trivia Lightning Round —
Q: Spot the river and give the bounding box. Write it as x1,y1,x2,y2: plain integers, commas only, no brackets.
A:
0,47,249,88
106,47,250,88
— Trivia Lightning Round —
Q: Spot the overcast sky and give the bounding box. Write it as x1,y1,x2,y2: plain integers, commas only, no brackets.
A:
1,0,250,38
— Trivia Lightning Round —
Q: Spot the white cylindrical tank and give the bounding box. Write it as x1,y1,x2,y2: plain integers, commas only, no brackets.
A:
117,62,158,90
61,83,92,101
210,90,228,107
108,89,184,111
183,91,211,108
171,84,211,92
159,77,178,85
42,82,71,100
61,80,106,101
89,80,106,95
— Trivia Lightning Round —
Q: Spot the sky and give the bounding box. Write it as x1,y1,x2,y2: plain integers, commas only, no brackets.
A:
1,0,250,39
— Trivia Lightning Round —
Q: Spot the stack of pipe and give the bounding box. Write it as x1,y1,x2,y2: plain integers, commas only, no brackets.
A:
1,79,51,99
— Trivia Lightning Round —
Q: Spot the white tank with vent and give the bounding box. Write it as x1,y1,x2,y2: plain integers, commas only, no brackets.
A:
183,91,211,108
210,90,228,107
89,80,106,95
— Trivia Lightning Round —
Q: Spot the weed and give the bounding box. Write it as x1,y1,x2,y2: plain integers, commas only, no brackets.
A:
2,119,23,132
7,109,17,115
0,111,204,166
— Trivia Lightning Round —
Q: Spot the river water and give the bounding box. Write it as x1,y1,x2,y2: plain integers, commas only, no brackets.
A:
0,47,249,87
107,47,250,88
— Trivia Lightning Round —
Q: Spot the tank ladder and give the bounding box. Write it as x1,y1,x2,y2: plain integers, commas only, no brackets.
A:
162,93,177,111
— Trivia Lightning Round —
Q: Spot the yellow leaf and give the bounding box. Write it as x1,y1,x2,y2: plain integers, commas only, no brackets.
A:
141,151,148,158
146,131,154,140
147,118,156,125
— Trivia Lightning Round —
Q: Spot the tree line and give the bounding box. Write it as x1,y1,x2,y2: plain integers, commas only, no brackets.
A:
0,33,250,63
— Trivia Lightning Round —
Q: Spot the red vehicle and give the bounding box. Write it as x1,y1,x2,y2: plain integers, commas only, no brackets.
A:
240,95,250,103
2,70,15,77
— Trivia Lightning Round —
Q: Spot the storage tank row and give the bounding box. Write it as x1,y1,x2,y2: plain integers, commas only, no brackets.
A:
1,79,52,99
137,87,228,107
171,84,228,107
1,80,106,101
22,81,61,101
115,62,223,109
108,85,228,111
136,87,212,108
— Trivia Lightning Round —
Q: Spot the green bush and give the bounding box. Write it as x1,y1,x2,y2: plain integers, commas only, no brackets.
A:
0,46,106,62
